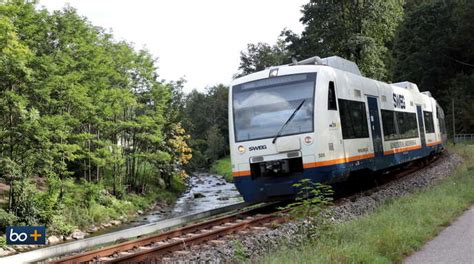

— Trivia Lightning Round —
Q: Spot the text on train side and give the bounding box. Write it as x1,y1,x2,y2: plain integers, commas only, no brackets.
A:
393,93,406,109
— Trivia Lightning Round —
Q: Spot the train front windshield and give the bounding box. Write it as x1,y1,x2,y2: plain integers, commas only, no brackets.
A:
232,73,316,142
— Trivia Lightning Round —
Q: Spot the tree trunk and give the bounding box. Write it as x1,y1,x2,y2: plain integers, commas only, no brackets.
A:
88,123,92,181
8,178,14,212
96,129,100,182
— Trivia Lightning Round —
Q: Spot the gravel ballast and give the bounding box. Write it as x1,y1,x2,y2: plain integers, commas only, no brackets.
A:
166,152,463,263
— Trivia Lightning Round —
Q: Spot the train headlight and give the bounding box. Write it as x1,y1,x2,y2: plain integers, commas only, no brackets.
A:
304,136,313,145
269,68,278,77
237,145,246,154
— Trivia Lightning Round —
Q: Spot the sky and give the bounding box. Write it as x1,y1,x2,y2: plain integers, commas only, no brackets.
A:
39,0,307,93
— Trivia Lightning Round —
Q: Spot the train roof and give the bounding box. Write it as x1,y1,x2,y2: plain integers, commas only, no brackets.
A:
289,56,362,76
232,55,434,100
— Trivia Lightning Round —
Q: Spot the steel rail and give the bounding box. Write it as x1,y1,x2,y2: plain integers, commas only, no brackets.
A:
109,213,283,263
103,154,443,263
50,203,278,264
38,154,443,263
0,202,248,264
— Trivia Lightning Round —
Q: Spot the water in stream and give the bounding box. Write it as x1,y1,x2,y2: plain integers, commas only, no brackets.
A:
130,173,242,224
170,173,243,216
91,173,242,236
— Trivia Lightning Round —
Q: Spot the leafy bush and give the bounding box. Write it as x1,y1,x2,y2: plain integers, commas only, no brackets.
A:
81,180,103,208
96,191,114,207
210,156,232,182
12,179,40,225
63,206,90,229
0,209,18,231
109,199,133,217
186,139,209,170
48,214,75,236
35,178,62,226
283,179,334,219
0,236,6,249
170,175,186,193
0,174,184,235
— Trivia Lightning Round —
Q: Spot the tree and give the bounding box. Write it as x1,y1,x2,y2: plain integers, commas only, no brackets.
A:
182,84,229,169
205,125,226,162
236,39,290,77
0,15,35,211
205,84,229,144
392,0,474,134
282,0,404,81
0,0,192,220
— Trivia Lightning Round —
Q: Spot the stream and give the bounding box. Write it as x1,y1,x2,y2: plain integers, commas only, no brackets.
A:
134,173,242,223
93,173,243,235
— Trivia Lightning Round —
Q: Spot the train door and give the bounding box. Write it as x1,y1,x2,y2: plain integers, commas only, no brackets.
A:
327,80,344,162
416,105,426,148
367,97,383,157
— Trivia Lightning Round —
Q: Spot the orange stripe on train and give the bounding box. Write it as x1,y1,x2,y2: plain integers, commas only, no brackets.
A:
233,153,376,176
232,170,251,177
232,142,442,177
383,145,421,155
303,153,375,169
426,141,442,147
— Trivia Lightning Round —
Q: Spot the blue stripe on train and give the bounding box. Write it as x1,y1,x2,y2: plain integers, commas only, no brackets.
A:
234,144,443,203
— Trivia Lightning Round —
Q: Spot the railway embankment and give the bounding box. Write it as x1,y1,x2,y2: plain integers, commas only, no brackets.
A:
170,145,472,263
0,173,239,258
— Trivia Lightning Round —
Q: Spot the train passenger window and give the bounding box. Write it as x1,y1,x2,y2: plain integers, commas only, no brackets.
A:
395,112,418,139
423,111,435,133
338,99,369,139
381,110,397,140
328,81,337,110
381,110,419,140
437,105,447,135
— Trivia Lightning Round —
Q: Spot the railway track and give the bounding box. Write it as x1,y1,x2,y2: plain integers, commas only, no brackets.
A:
333,153,441,202
50,203,285,263
49,153,442,264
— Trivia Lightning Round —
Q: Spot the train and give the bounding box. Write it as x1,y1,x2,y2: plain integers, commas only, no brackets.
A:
228,56,447,203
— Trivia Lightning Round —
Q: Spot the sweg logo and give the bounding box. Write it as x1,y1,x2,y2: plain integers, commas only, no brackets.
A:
6,226,46,245
249,145,267,151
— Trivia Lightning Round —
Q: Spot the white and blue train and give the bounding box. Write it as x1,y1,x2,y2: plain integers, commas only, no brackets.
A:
228,56,447,203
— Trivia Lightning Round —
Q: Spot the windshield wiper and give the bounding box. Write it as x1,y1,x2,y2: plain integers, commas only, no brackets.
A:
272,99,305,144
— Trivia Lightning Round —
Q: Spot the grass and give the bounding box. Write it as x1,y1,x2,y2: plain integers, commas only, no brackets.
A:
261,144,474,264
211,156,233,182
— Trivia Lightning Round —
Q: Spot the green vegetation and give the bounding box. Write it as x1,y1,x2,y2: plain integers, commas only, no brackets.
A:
393,1,474,133
238,0,474,135
261,144,474,263
0,0,472,243
232,239,248,262
183,85,229,170
282,179,333,219
0,0,190,235
210,156,232,182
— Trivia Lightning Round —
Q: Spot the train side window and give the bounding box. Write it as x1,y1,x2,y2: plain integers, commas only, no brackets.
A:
423,111,435,133
381,110,398,140
338,99,369,139
437,105,447,134
395,112,418,139
381,110,419,140
328,81,337,110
